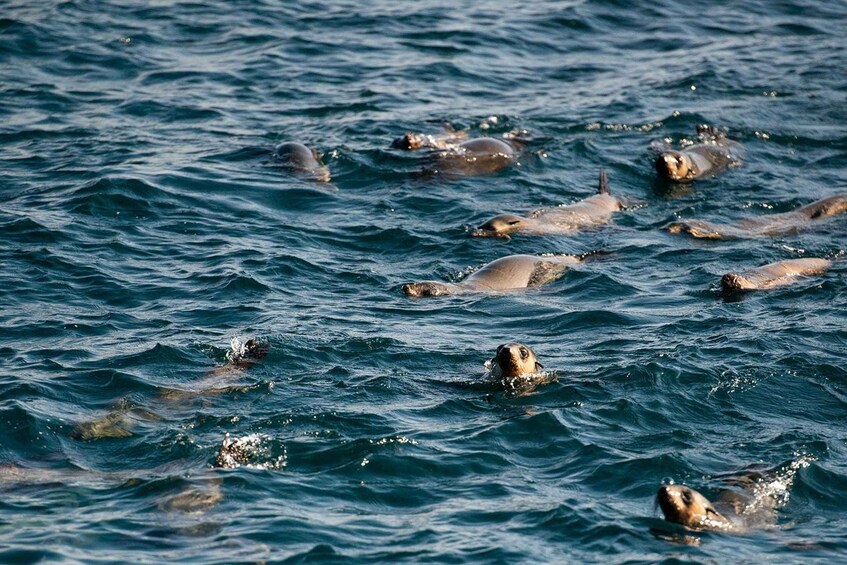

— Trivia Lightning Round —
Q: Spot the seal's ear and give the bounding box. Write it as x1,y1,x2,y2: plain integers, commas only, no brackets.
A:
535,361,544,371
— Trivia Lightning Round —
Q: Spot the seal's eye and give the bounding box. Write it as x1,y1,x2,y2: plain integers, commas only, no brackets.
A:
681,491,692,505
520,347,529,359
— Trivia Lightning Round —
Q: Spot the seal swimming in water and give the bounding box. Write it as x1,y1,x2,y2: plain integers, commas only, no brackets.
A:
654,126,742,182
720,258,831,293
654,459,809,534
71,398,162,440
425,137,523,177
489,343,543,380
403,253,582,297
486,342,556,392
272,142,331,182
470,169,622,239
656,485,737,532
668,194,847,239
159,338,270,401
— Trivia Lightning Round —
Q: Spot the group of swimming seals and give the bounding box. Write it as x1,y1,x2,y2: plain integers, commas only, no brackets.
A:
394,123,842,536
651,128,845,294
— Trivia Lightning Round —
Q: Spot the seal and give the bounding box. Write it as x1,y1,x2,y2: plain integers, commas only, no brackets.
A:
71,398,162,440
668,194,847,239
721,258,831,293
656,485,736,532
427,137,522,177
471,169,622,239
489,343,543,380
160,338,270,401
403,253,581,297
654,125,742,182
272,142,331,182
654,460,809,535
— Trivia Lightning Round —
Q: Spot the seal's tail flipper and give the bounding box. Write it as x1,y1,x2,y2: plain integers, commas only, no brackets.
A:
598,168,610,195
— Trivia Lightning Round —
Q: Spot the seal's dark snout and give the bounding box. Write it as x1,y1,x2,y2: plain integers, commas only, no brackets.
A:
391,135,412,150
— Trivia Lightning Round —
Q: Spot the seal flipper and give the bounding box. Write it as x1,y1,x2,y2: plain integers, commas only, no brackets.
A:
598,168,610,195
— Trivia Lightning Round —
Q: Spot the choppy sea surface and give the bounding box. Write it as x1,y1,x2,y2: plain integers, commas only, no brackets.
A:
2,0,846,562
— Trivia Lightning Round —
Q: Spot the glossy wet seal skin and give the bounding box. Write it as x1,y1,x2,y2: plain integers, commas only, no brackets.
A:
272,142,331,182
721,258,831,293
489,343,543,380
655,126,742,182
667,194,847,240
402,254,582,297
470,169,622,239
656,485,734,531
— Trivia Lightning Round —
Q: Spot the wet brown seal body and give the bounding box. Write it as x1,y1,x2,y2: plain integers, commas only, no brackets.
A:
656,485,737,532
721,258,831,293
159,339,270,401
471,169,622,239
273,142,331,182
428,137,521,177
655,126,742,182
403,254,581,297
668,194,847,239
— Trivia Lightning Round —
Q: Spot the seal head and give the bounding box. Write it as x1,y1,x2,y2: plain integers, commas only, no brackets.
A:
273,142,331,182
470,214,529,239
656,485,733,530
403,281,453,297
490,343,543,380
392,133,427,150
721,273,756,293
656,151,694,181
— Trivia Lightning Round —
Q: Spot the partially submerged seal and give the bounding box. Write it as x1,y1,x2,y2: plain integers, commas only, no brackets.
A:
655,126,742,182
489,343,543,380
721,258,831,293
427,137,522,177
272,142,330,182
471,169,622,239
160,338,270,401
668,194,847,239
656,485,737,532
403,253,582,297
71,400,162,441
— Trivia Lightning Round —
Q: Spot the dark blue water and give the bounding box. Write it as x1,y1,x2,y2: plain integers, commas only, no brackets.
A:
2,0,846,562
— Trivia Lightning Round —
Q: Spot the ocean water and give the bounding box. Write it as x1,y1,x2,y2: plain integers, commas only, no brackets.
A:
1,0,846,562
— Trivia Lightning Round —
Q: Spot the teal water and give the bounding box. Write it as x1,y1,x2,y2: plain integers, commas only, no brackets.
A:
1,0,846,562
